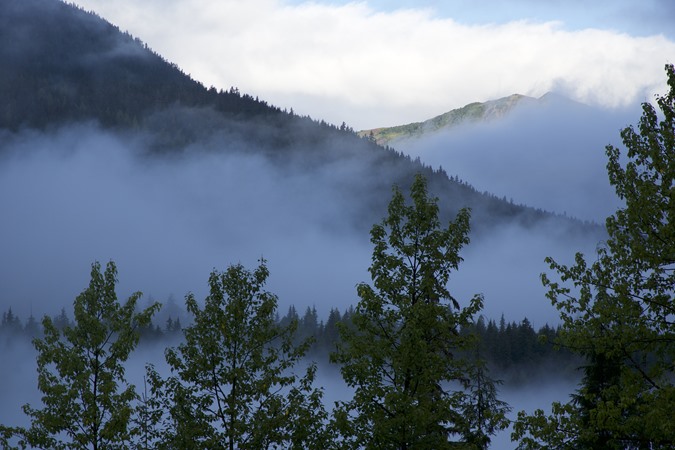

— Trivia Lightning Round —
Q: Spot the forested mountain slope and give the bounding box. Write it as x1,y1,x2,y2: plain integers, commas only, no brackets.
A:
0,0,600,236
0,0,274,130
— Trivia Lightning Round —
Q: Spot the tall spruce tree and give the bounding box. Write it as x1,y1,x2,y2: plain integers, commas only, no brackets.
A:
10,261,159,450
332,174,508,449
513,64,675,449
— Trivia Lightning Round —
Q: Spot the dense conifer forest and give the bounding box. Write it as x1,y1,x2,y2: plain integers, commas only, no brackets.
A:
0,305,577,379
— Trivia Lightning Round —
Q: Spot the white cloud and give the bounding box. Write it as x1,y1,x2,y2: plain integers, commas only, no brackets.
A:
72,0,675,128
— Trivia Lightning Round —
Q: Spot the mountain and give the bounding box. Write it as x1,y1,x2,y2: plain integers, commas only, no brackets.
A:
358,94,536,146
0,0,580,232
367,88,630,223
0,0,284,131
0,0,611,345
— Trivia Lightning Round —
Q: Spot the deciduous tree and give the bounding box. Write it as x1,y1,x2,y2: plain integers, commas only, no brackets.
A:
156,260,331,449
17,261,159,450
513,64,675,449
332,174,508,449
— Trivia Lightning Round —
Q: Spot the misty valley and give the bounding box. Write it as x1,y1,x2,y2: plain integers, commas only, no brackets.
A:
0,259,581,449
1,0,674,449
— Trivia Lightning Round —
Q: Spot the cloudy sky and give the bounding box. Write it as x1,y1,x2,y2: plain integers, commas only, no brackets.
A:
70,0,674,129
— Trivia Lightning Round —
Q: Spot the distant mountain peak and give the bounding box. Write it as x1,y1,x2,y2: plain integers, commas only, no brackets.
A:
358,93,537,146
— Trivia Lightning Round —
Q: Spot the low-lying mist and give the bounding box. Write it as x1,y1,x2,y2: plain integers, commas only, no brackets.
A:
0,122,599,323
0,124,374,320
0,121,602,447
392,96,637,223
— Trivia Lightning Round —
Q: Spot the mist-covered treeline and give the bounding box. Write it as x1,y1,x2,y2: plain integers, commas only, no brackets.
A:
0,0,605,330
0,175,516,449
1,303,577,378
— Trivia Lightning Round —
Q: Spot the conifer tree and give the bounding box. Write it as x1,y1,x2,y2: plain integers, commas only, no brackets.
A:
0,307,22,337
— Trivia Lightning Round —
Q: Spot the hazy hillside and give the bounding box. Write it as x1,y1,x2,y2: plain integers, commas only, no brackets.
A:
364,87,633,223
0,0,590,233
0,0,280,130
0,0,605,329
358,94,535,146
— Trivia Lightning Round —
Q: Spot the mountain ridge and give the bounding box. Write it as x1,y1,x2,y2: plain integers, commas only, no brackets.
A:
0,0,601,235
0,0,284,132
359,94,540,146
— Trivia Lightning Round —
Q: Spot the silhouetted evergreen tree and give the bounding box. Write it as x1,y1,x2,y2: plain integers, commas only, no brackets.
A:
23,313,40,338
1,307,22,335
52,308,71,331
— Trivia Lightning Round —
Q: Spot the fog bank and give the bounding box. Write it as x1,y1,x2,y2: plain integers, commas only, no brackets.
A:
1,123,601,327
393,98,638,223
